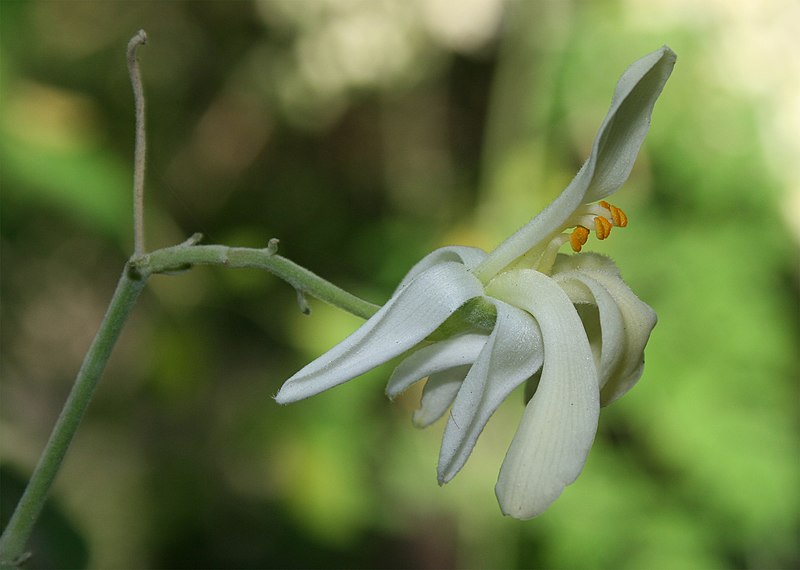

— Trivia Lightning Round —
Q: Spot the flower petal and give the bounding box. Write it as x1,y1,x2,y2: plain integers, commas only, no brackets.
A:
395,246,487,292
386,333,488,399
413,366,470,428
275,261,484,403
438,301,544,483
553,252,656,404
488,269,599,519
584,46,677,202
473,46,676,282
553,270,626,391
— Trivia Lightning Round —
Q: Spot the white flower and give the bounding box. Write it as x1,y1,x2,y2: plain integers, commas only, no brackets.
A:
276,46,676,519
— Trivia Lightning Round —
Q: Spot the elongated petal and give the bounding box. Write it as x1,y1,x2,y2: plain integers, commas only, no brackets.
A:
473,47,676,282
438,301,543,483
395,246,488,292
386,333,488,399
553,271,626,391
413,366,471,428
584,46,677,202
553,253,656,404
584,273,656,406
276,262,484,403
488,269,599,519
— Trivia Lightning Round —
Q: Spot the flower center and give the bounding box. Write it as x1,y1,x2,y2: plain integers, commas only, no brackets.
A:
567,201,628,253
508,201,631,276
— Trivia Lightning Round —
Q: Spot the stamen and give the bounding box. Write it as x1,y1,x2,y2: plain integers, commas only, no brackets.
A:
570,226,590,252
561,201,630,257
599,200,628,227
594,216,612,240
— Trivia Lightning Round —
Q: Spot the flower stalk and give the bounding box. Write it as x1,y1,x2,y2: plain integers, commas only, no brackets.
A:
130,239,380,320
0,270,146,567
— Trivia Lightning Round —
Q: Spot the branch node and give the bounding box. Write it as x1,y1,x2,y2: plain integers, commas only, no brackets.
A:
295,289,311,315
181,233,204,247
266,238,279,255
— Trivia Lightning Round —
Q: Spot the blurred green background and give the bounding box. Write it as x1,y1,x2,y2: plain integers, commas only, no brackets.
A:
1,1,798,568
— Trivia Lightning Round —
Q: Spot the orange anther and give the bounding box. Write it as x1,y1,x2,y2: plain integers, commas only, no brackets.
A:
610,205,627,227
570,226,590,252
594,216,612,240
600,200,628,227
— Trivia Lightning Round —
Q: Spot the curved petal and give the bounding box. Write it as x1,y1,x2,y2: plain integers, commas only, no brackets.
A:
584,46,677,202
438,301,544,484
553,271,626,391
473,46,676,282
276,261,484,403
413,366,471,428
386,333,488,399
487,269,599,519
582,271,656,406
553,252,656,404
396,246,488,292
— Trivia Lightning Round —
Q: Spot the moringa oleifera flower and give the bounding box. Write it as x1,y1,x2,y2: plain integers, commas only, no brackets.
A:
276,46,676,519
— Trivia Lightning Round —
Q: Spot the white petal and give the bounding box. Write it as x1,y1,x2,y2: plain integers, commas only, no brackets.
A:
275,261,484,403
584,46,677,202
413,366,470,428
438,301,544,483
488,269,599,519
395,246,487,292
581,271,656,406
386,333,488,399
473,46,676,282
553,271,626,391
553,252,656,404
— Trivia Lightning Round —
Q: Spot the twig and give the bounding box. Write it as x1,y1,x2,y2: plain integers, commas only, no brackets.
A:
127,29,148,257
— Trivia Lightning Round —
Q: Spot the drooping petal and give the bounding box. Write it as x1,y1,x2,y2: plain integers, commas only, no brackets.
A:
488,269,599,519
395,246,488,292
438,301,544,484
275,261,484,403
473,46,676,282
386,333,488,399
553,253,656,405
584,276,656,406
413,366,471,428
553,271,626,391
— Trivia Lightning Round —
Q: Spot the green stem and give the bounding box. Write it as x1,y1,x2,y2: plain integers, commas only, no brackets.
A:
0,268,147,567
131,240,380,319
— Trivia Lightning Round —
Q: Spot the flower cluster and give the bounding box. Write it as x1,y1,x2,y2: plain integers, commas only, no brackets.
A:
276,46,676,518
